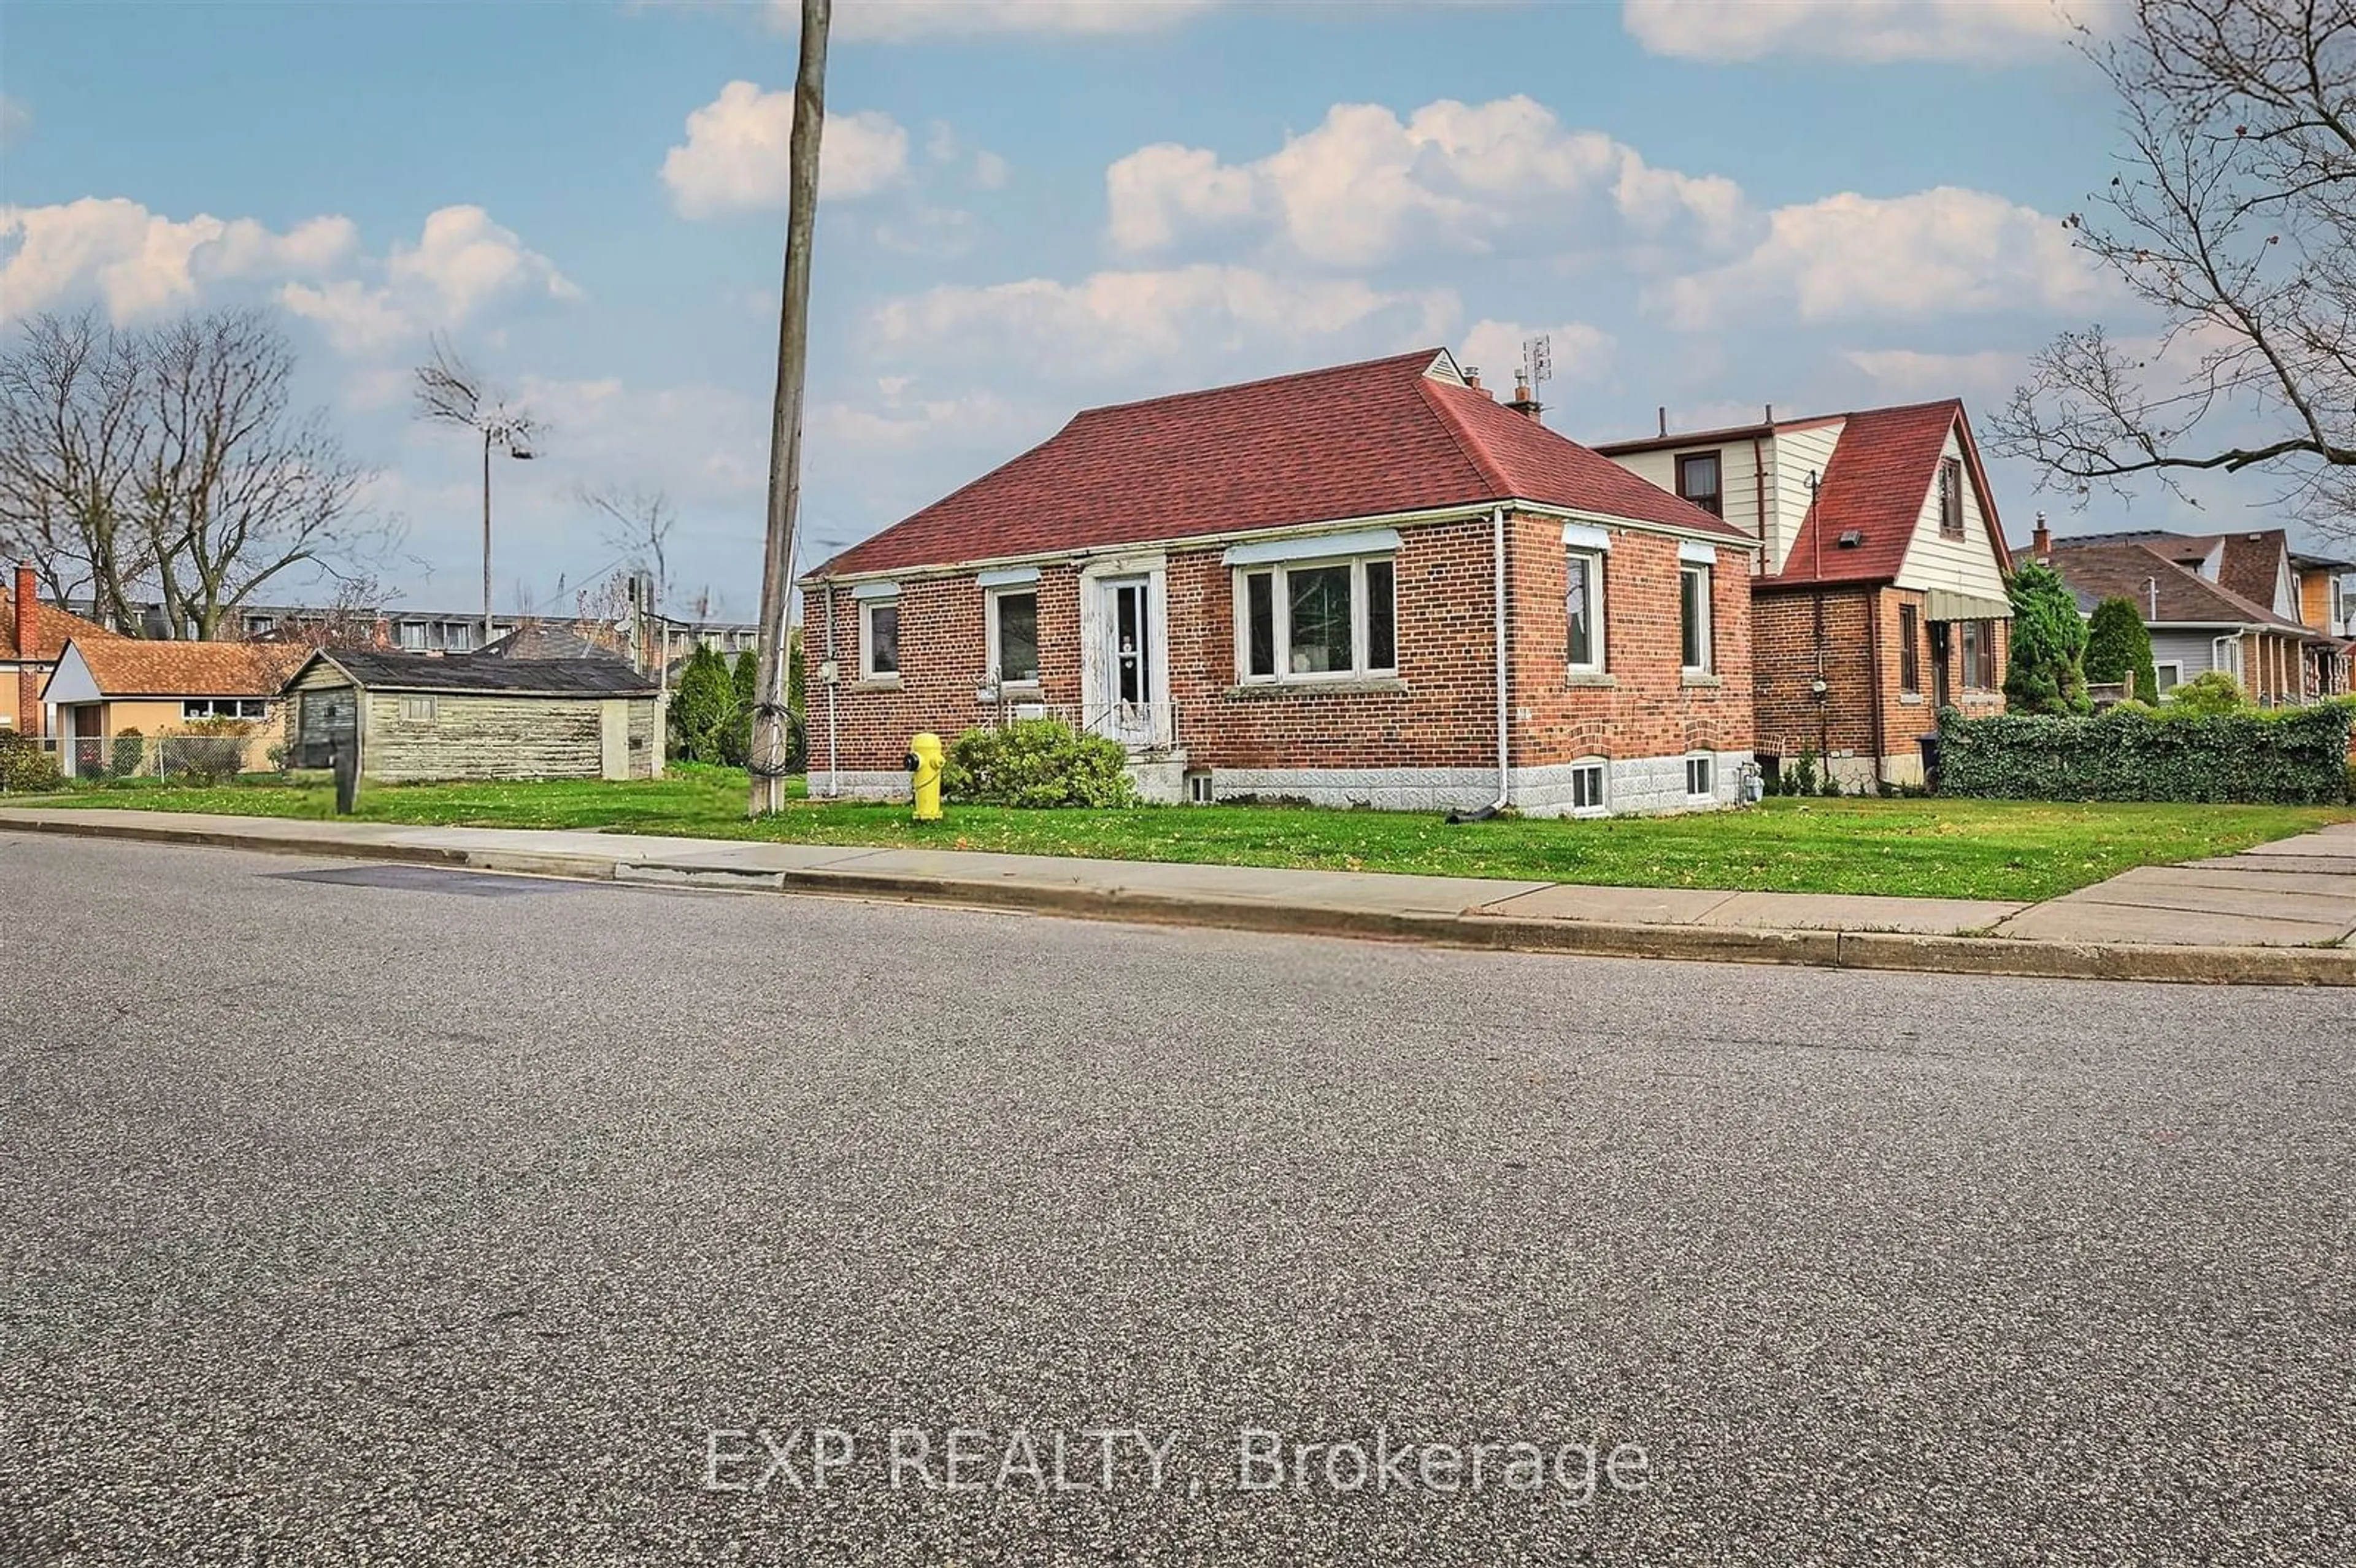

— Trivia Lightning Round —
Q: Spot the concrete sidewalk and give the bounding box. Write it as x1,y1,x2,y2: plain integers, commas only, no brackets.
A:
5,805,2354,986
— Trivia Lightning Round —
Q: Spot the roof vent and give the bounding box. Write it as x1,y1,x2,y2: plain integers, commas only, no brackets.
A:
1836,529,1865,549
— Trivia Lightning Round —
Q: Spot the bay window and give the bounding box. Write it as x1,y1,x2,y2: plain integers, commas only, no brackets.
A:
1234,552,1398,683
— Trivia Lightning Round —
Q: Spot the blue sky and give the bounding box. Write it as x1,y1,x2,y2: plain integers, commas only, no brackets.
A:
4,0,2216,621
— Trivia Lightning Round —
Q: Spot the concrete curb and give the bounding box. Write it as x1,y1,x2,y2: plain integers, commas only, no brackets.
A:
9,810,2355,986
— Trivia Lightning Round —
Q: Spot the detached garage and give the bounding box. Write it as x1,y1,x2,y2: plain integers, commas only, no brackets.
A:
283,651,663,782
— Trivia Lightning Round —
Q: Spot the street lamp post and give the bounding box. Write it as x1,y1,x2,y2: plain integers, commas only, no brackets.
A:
481,425,534,651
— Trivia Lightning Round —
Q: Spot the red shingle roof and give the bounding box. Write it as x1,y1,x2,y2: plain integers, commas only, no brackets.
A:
0,588,116,663
2039,539,2314,634
63,637,306,698
1773,400,2008,586
810,350,1746,579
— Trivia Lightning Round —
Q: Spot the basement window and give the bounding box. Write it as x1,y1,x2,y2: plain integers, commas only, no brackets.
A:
1685,754,1715,801
1569,760,1606,815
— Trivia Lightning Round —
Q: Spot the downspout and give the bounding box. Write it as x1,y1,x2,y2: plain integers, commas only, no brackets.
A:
1865,590,1886,790
823,578,840,798
1449,504,1512,823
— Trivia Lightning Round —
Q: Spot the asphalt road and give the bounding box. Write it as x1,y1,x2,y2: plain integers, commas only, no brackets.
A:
2,831,2351,1568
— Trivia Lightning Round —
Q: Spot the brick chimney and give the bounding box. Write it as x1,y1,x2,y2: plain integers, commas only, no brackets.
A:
2031,512,2051,559
13,561,39,736
1506,375,1544,422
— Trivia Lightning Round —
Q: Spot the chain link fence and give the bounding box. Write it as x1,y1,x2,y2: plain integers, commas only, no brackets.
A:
0,727,280,792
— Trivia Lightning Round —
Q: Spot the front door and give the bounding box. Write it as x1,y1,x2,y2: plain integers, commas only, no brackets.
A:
1928,623,1953,711
1099,575,1155,748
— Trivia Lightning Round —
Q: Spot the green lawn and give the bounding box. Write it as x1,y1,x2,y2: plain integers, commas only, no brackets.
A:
9,764,2346,902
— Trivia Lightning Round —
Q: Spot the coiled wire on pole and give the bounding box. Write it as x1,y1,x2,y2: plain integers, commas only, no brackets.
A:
745,702,804,781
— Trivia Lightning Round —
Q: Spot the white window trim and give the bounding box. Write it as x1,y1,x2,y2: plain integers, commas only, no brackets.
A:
1566,548,1607,674
1569,758,1608,818
2154,660,2183,694
2212,635,2244,678
1684,751,1715,801
1233,552,1398,685
1679,563,1714,674
985,583,1041,690
861,594,901,680
1222,528,1401,568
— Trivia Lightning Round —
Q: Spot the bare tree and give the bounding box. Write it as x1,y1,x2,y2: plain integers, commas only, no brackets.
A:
578,482,677,676
414,336,537,650
750,0,832,814
0,308,155,622
1992,1,2356,530
1,306,382,637
263,572,392,652
139,309,377,639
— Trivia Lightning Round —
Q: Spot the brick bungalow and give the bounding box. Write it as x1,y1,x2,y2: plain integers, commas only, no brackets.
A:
800,348,1756,815
1596,400,2013,789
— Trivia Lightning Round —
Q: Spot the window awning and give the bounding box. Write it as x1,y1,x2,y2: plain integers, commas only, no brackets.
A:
1924,588,2013,623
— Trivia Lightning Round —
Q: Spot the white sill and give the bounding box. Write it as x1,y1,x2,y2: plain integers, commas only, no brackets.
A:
1680,671,1723,688
1225,675,1407,698
1566,670,1615,688
1898,691,1924,705
854,675,903,691
1571,805,1609,820
979,682,1042,700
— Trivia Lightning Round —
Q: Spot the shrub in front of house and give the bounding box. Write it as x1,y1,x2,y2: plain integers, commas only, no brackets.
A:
110,728,147,779
0,731,62,793
1937,701,2352,804
944,719,1138,808
2165,669,2249,717
169,718,253,785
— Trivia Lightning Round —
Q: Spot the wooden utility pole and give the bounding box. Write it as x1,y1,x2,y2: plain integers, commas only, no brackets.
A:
749,0,830,817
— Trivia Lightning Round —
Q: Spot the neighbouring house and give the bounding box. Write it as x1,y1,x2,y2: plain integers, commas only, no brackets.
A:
2026,525,2339,704
281,650,663,782
798,348,1755,815
39,636,306,777
479,621,633,662
76,598,518,652
4,562,118,737
1595,400,2014,789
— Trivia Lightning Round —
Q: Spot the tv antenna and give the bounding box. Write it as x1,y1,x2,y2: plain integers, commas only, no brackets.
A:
1522,334,1553,391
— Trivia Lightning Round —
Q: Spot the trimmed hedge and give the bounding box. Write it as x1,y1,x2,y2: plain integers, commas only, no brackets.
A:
1937,702,2354,804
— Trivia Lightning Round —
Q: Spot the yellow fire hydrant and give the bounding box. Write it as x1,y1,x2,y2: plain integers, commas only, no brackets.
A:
906,732,944,822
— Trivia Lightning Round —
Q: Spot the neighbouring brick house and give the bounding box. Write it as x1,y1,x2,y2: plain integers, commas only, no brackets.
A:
1596,400,2013,789
800,348,1756,815
2025,525,2339,704
4,562,118,737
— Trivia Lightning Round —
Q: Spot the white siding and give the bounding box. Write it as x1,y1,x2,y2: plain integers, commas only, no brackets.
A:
1607,443,1765,547
1766,421,1844,572
1893,428,2008,601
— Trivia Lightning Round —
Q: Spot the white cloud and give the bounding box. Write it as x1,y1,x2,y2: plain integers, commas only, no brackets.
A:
808,385,1039,453
0,94,29,148
662,82,910,216
0,197,573,354
1458,318,1615,390
872,264,1458,375
1842,347,2023,398
1104,96,1749,267
972,150,1012,190
1650,187,2105,329
0,198,359,323
274,206,577,354
1622,0,2109,63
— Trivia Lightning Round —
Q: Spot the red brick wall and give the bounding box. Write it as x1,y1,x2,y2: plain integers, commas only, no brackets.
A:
802,512,1755,775
1750,583,2007,777
1508,518,1752,765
